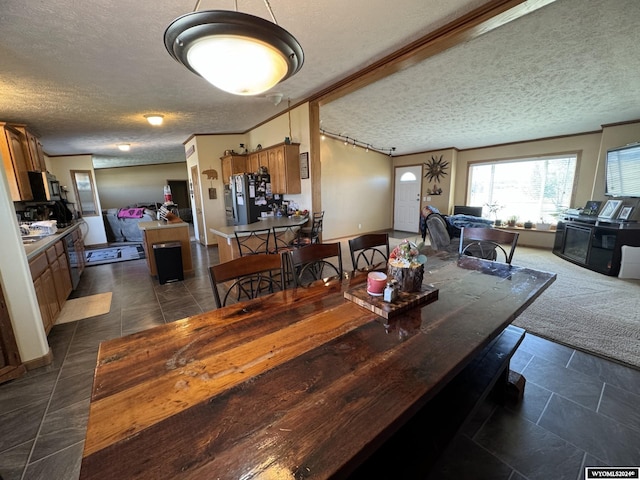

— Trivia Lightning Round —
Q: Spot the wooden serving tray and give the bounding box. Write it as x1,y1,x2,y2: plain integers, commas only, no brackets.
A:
344,284,439,319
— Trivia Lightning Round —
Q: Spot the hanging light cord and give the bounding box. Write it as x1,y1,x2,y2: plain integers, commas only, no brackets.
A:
193,0,278,24
288,97,292,139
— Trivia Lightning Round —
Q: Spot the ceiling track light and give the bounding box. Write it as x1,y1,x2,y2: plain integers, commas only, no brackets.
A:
320,129,395,156
164,2,304,96
144,114,164,126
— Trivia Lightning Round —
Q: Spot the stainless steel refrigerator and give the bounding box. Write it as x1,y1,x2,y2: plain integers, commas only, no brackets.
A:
230,173,280,225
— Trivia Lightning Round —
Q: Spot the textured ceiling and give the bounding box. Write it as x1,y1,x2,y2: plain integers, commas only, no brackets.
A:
1,0,639,169
321,0,640,154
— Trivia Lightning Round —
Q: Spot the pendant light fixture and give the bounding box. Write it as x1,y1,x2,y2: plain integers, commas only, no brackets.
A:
164,1,304,96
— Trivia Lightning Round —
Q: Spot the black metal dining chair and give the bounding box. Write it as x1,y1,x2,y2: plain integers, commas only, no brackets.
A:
459,227,519,264
296,211,324,246
288,242,343,287
234,228,272,256
348,233,390,271
270,225,304,284
208,253,286,308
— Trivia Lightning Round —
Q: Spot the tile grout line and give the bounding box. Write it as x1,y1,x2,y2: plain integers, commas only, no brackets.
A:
20,321,79,480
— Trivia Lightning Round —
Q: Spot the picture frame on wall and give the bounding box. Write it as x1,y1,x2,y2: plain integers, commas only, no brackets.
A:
299,152,309,179
599,199,623,219
618,206,633,221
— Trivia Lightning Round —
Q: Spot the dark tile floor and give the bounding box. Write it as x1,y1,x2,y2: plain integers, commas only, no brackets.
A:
1,234,639,480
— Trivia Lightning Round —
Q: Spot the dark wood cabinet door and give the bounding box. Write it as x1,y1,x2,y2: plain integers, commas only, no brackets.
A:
0,283,26,384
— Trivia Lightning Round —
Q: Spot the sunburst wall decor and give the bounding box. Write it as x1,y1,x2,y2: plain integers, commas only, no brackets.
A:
424,155,449,183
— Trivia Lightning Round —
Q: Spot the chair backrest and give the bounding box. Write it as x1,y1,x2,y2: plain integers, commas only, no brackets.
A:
271,225,299,253
348,233,389,271
208,253,285,308
289,242,343,287
459,227,519,264
426,213,452,250
308,211,325,241
453,205,483,217
234,228,271,256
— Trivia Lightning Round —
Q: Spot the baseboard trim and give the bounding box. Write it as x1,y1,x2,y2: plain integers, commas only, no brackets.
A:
23,348,53,371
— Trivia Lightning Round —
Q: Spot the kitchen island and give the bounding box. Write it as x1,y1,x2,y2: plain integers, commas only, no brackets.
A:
210,216,309,262
138,220,192,277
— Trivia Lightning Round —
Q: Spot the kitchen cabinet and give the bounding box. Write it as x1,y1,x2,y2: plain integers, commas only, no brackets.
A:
29,239,73,334
267,143,301,194
15,125,47,172
221,143,300,192
248,150,269,174
30,252,57,333
1,122,33,201
47,242,72,308
73,228,86,278
0,283,26,385
221,154,248,185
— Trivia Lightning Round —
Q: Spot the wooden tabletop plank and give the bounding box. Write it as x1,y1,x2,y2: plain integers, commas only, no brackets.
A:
84,300,378,456
80,255,556,479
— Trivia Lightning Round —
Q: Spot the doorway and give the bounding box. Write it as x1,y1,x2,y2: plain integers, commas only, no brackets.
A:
393,165,422,232
167,180,190,211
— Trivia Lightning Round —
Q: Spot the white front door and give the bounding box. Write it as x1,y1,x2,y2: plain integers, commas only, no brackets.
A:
393,165,422,232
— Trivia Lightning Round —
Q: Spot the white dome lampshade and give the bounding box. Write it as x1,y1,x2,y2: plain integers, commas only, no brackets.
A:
164,10,303,96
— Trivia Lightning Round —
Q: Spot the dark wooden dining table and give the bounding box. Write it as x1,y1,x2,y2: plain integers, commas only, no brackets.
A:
79,252,556,480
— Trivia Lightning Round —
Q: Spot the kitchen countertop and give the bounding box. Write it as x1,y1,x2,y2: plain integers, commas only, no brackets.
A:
23,222,82,260
137,220,188,231
210,216,309,239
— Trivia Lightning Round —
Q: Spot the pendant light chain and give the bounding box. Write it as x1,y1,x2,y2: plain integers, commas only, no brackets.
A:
263,0,278,24
288,97,292,139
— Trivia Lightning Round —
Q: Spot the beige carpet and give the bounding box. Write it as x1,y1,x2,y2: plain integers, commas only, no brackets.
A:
56,292,112,325
508,247,640,370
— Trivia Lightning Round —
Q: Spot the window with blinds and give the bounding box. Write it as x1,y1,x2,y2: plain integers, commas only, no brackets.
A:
468,154,577,223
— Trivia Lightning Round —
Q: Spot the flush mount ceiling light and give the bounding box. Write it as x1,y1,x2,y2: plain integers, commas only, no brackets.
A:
164,2,304,96
117,144,131,151
144,114,164,126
